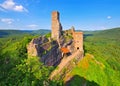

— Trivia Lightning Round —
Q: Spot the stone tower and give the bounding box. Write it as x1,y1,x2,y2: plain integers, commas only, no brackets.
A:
73,31,83,51
51,11,62,41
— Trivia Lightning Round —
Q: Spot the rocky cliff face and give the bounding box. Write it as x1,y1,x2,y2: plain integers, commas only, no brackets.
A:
27,36,49,56
41,42,62,66
27,36,62,66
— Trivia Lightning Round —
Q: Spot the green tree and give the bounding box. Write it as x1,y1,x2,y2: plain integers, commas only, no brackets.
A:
15,57,50,86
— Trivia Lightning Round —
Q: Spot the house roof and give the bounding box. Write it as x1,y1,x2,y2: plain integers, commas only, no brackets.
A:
61,47,70,54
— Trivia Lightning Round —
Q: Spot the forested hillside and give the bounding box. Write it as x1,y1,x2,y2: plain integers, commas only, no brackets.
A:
65,28,120,86
0,31,60,86
0,28,120,86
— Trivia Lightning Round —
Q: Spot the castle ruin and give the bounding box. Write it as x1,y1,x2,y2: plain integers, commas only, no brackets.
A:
27,11,84,66
73,31,83,51
51,11,62,41
51,11,83,52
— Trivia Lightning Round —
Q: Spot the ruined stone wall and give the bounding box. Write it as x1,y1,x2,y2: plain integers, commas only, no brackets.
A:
50,50,84,80
51,11,62,41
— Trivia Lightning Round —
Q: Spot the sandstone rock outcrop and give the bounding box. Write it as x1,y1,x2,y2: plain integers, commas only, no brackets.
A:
27,36,62,66
27,36,49,56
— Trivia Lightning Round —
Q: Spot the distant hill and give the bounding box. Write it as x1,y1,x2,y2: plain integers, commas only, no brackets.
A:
0,29,51,38
32,29,50,35
93,28,120,39
0,30,32,37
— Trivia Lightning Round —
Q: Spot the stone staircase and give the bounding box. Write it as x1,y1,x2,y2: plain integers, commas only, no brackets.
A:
49,50,83,80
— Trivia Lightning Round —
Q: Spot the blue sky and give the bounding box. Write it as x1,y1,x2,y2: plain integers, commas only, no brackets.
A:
0,0,120,30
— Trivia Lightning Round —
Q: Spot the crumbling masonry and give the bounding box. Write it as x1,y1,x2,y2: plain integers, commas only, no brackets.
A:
51,11,83,52
27,11,84,66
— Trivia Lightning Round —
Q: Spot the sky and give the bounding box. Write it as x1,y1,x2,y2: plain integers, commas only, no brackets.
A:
0,0,120,31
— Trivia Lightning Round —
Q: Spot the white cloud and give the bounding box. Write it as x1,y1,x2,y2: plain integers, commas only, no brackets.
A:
107,16,112,19
0,18,14,24
0,0,28,12
14,5,24,12
26,24,38,28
